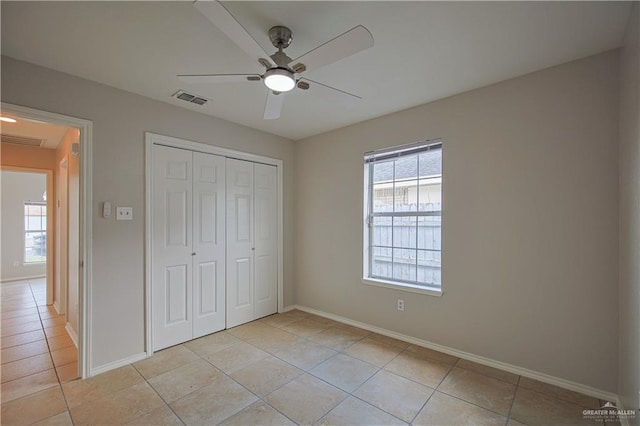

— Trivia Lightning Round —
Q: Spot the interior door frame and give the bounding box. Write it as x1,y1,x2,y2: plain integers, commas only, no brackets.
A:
1,102,93,379
56,155,68,315
144,132,284,356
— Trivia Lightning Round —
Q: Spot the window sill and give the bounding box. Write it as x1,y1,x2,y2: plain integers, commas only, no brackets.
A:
361,278,443,297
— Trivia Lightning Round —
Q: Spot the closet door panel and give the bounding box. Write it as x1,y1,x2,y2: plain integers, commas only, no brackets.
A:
254,164,278,319
193,152,226,337
226,159,255,328
152,145,193,351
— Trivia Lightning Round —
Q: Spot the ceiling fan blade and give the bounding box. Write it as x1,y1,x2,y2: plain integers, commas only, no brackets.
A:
297,78,362,102
178,74,262,84
194,1,274,67
264,91,285,120
289,25,373,73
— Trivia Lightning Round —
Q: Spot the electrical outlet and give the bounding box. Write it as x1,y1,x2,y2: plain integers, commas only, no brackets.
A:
397,299,404,311
13,260,19,267
116,207,133,221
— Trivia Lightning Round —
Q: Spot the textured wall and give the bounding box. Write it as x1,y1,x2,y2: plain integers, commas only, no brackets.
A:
1,56,295,372
295,52,620,392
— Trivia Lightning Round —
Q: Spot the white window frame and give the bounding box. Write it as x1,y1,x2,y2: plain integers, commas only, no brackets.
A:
24,201,47,264
362,139,443,296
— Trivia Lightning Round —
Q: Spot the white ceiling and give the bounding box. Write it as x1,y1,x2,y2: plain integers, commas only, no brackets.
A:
1,1,632,140
0,113,70,149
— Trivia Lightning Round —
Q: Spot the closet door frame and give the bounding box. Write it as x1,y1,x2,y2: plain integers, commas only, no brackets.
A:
144,133,284,357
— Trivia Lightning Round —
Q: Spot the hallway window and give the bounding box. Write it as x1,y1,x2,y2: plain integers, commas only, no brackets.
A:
24,201,46,264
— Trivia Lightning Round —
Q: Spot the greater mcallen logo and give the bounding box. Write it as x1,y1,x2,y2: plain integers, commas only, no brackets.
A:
582,401,636,423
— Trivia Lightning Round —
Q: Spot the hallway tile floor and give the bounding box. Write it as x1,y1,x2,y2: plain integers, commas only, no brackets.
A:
1,302,617,425
1,278,78,418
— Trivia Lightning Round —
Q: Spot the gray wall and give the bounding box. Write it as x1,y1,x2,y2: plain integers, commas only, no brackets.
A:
1,170,47,281
618,2,640,419
295,51,620,393
1,56,295,372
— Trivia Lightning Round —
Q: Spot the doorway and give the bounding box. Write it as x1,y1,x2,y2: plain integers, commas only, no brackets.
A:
1,102,92,378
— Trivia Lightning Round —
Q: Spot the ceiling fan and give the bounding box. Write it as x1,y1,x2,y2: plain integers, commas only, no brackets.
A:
178,0,374,120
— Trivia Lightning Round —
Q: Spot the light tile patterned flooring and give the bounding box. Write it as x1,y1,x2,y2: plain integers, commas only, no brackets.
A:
1,300,615,425
1,278,79,422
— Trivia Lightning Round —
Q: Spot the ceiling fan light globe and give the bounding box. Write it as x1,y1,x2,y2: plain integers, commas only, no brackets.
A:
264,68,295,92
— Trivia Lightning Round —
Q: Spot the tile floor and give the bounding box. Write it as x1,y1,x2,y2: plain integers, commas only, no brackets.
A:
1,278,79,420
1,305,616,425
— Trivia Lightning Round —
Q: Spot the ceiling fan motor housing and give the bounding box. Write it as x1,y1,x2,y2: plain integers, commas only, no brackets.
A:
269,26,293,49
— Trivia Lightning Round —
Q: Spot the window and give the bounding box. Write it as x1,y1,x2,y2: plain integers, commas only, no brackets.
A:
24,202,47,264
363,140,442,294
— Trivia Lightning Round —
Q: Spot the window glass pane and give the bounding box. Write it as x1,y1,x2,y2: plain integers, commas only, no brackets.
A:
24,231,46,263
418,180,442,211
392,248,416,282
418,149,442,177
393,155,417,212
28,216,42,231
372,160,394,213
372,183,394,213
417,216,441,250
24,203,46,264
417,250,441,286
418,149,442,212
393,216,416,249
372,216,392,247
372,160,394,184
372,246,393,280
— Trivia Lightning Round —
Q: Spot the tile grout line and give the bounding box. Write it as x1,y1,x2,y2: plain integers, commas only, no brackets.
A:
266,316,428,424
236,319,420,425
27,279,65,387
248,327,367,426
301,322,436,425
271,315,519,425
162,341,301,426
130,362,187,426
29,278,76,424
0,280,62,421
406,353,457,424
504,375,522,425
187,320,355,425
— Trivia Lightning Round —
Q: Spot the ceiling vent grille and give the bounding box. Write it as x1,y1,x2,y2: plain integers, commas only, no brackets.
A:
172,90,209,106
0,134,44,147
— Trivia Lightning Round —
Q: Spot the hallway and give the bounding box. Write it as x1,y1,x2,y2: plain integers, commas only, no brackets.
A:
1,278,78,404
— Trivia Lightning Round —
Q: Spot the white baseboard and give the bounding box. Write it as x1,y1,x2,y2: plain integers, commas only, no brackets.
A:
0,275,46,283
65,323,78,348
289,304,619,403
53,301,61,314
89,352,148,378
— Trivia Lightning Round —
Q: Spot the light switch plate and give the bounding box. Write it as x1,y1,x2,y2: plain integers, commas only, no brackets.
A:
116,206,133,221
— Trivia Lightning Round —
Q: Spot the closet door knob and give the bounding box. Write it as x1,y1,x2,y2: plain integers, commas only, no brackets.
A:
191,252,196,256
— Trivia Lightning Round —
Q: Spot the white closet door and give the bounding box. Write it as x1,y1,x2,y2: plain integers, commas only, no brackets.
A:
192,152,226,337
254,164,278,319
152,145,193,351
226,159,255,328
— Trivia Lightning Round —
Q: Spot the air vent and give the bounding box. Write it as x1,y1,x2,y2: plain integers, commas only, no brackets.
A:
0,134,44,147
172,90,210,106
